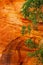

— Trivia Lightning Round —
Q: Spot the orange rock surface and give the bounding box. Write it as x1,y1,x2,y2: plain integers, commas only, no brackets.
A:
0,0,43,65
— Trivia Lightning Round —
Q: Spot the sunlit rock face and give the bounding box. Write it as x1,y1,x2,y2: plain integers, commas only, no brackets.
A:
0,0,24,56
0,0,43,65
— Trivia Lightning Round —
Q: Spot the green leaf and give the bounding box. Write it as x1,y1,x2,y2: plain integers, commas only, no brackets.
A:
27,52,35,57
27,49,43,63
28,25,31,33
21,0,43,25
21,26,26,35
25,39,38,48
27,49,39,57
39,49,43,57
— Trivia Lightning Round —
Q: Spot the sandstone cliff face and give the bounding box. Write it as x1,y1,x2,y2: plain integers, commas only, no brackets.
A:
0,0,43,65
0,0,24,56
